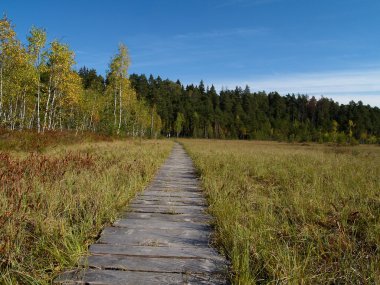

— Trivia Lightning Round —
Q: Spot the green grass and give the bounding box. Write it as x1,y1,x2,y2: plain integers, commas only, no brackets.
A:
0,137,173,284
180,139,380,284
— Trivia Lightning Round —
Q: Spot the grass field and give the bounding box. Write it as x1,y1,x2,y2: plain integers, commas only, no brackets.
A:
181,139,380,284
0,133,173,284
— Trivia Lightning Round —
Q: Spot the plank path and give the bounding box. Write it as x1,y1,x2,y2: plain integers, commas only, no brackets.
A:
56,143,229,284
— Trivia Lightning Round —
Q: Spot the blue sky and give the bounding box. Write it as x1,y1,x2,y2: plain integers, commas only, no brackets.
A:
2,0,380,106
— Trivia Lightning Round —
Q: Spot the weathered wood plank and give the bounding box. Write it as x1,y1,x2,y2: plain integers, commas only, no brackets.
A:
98,227,211,247
80,255,227,274
140,191,203,198
55,270,178,284
131,198,207,206
113,218,211,231
100,226,211,237
55,269,227,284
130,203,204,210
128,204,205,214
120,212,213,223
89,244,224,261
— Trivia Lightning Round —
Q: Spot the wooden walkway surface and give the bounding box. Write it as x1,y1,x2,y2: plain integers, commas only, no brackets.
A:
56,143,229,284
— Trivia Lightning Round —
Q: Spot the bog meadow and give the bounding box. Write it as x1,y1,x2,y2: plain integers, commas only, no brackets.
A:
1,1,380,284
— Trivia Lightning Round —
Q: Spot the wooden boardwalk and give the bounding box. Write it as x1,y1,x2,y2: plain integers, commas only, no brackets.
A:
56,143,229,284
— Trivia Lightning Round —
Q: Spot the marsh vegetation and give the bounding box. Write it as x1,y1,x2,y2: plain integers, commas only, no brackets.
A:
182,139,380,284
0,133,173,284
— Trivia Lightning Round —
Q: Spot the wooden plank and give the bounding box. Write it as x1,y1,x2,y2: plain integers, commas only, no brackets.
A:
146,186,200,192
140,191,203,198
128,208,204,215
131,198,207,206
121,212,213,223
80,255,227,274
133,196,206,202
150,180,199,184
113,219,211,231
88,244,224,261
129,204,204,210
54,270,182,284
150,179,198,184
55,269,227,284
100,226,211,237
128,205,205,214
98,227,211,247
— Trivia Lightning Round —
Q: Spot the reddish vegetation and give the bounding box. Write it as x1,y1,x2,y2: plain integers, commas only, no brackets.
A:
0,152,96,229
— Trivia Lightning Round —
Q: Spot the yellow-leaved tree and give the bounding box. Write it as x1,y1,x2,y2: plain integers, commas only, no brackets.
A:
43,40,83,131
107,43,133,134
27,26,46,132
0,16,35,130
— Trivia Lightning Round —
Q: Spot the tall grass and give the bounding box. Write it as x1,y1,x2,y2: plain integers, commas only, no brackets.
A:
0,129,112,153
181,139,380,284
0,138,173,284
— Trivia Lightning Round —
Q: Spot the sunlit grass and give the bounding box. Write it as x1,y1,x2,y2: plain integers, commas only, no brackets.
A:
0,138,173,284
181,139,380,284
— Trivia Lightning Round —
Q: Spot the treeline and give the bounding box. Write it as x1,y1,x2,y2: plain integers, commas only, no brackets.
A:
130,74,380,143
2,16,380,143
0,16,159,136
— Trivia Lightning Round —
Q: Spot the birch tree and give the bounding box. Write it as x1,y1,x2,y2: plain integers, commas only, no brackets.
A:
27,27,46,132
107,43,130,134
44,40,79,131
0,16,16,121
0,16,161,137
0,17,34,129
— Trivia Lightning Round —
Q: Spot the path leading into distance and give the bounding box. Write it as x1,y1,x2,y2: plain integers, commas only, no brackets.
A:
56,143,229,284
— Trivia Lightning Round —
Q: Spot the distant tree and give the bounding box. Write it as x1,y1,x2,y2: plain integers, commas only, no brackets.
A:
175,112,185,138
108,43,130,134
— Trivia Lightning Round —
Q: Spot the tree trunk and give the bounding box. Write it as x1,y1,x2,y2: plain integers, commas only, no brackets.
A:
118,82,122,134
12,95,19,130
48,89,56,130
9,98,15,130
28,106,35,129
150,107,154,138
114,88,117,127
37,75,41,132
28,102,36,129
20,90,26,129
59,109,63,131
43,75,52,132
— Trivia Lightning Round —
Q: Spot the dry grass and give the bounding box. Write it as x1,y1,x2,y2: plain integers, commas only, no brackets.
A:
181,139,380,284
0,137,173,284
0,129,113,153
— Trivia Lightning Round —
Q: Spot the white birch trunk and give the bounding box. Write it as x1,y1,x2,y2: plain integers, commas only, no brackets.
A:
48,89,57,130
118,81,122,134
37,75,41,132
20,90,26,129
114,88,117,127
43,75,52,132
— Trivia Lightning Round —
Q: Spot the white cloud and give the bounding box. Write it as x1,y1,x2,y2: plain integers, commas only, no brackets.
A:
211,69,380,107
